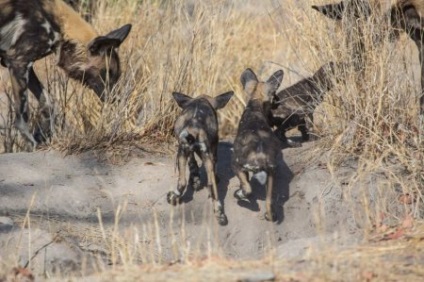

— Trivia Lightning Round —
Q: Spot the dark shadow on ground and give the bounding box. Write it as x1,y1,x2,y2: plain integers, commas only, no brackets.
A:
278,135,305,150
180,141,234,213
234,149,293,224
216,141,235,217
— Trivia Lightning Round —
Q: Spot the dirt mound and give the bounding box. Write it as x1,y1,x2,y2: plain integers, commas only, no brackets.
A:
0,141,405,278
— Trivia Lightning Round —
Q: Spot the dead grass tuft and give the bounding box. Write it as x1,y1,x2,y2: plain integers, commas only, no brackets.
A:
46,220,424,281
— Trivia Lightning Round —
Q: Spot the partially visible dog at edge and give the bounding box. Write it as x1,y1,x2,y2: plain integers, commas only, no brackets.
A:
270,62,337,147
232,68,284,222
0,0,132,150
312,0,424,115
167,91,234,226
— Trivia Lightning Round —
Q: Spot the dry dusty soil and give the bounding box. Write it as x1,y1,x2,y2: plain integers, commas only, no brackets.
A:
0,139,411,280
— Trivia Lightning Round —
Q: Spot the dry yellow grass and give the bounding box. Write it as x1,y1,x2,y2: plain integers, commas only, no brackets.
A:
3,218,422,281
1,0,421,156
95,228,424,282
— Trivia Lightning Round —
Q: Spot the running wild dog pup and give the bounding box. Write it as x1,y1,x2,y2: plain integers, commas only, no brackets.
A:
232,68,284,222
0,0,131,149
270,62,336,147
168,91,234,226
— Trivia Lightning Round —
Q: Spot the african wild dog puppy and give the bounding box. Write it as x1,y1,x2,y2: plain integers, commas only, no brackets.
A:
167,91,234,226
0,0,131,149
270,62,336,147
312,0,424,114
232,68,284,222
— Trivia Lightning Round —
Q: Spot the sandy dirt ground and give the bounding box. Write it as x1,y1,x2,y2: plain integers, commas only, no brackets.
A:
0,138,394,279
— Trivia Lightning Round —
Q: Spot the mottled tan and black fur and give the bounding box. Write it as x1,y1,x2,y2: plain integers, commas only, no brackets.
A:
270,62,336,147
168,91,234,226
232,68,284,221
0,0,131,149
312,0,424,114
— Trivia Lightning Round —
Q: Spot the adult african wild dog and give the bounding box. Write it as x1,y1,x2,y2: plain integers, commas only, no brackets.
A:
312,0,424,114
167,91,234,226
0,0,131,149
232,68,284,222
270,62,337,147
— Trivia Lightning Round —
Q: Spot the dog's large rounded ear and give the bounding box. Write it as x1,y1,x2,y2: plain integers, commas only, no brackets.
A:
213,91,234,110
312,2,345,20
240,68,258,90
105,24,132,44
88,24,132,55
172,92,193,108
88,36,120,55
266,70,284,94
